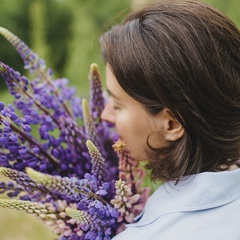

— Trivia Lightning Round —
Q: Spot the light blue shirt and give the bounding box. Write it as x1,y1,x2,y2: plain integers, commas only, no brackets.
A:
113,169,240,240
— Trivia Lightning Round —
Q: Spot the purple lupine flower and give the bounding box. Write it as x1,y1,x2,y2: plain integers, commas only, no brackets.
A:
0,102,5,111
0,167,46,198
0,27,46,73
89,63,106,122
86,140,107,185
0,62,29,99
66,201,118,239
26,167,102,202
0,181,23,198
82,99,101,149
0,27,150,240
0,103,60,172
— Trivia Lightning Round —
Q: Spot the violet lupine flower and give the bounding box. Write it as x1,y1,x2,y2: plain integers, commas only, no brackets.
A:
66,200,119,240
89,63,105,123
0,181,23,198
0,26,46,74
0,167,57,202
0,26,118,180
86,140,107,185
0,63,29,99
82,99,101,149
0,167,39,192
0,27,151,239
26,167,102,202
0,99,60,173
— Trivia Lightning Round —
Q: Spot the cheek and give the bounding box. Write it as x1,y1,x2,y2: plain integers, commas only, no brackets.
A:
114,115,150,159
115,110,150,138
114,115,128,138
114,113,134,141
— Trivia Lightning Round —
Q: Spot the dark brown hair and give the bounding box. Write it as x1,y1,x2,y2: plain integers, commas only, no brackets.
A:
100,0,240,181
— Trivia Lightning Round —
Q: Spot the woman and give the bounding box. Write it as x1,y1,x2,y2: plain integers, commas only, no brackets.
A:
100,0,240,239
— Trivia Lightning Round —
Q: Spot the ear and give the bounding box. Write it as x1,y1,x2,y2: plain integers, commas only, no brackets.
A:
158,108,185,142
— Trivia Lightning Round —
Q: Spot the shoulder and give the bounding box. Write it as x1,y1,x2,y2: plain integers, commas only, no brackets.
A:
112,169,240,240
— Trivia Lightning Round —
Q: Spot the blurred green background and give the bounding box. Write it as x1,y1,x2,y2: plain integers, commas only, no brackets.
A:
0,0,239,239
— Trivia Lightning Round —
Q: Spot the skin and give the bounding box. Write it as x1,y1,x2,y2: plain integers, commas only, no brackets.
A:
101,65,185,161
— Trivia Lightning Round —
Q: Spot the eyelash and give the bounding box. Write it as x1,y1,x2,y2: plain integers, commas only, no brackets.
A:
113,105,120,111
109,97,121,111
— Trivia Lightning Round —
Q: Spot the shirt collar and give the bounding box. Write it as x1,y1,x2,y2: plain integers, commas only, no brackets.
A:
131,168,240,226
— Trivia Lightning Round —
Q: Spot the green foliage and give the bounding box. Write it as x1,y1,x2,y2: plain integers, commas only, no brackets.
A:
29,0,50,65
0,0,30,78
0,0,131,95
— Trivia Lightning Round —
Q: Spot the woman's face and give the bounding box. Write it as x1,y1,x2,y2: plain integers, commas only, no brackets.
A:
101,65,168,161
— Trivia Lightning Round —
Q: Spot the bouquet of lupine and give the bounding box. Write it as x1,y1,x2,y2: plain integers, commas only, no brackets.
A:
0,27,151,240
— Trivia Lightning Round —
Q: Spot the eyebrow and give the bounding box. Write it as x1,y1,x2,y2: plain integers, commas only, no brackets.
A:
106,89,120,100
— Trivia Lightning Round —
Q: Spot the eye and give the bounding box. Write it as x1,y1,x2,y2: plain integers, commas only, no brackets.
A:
113,105,121,111
108,98,120,111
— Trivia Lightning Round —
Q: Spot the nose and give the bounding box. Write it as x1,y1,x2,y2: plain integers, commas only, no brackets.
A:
101,101,115,124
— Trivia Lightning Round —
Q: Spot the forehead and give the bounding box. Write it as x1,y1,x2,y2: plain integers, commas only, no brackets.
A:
106,65,127,100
